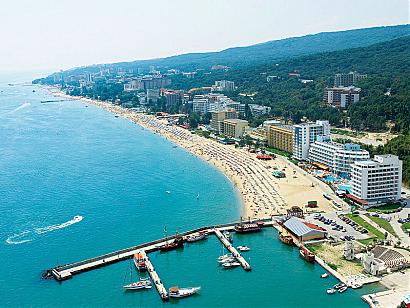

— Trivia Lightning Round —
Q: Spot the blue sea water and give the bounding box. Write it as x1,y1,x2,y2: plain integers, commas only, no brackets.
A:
0,72,383,307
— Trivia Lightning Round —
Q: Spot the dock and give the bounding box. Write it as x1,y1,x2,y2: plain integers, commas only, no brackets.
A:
139,251,169,301
214,228,251,271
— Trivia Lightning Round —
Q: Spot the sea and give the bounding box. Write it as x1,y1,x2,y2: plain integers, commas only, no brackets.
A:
0,71,384,307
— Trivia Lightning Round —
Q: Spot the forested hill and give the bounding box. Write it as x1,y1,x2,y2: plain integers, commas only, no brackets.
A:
64,24,409,74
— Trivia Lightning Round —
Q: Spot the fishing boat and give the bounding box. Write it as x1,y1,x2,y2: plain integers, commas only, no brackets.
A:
133,252,147,272
234,217,262,233
158,227,184,251
222,261,241,268
223,231,233,242
338,286,348,293
185,231,207,243
321,273,329,278
169,286,200,298
278,232,293,245
326,288,336,294
237,245,250,252
299,247,315,262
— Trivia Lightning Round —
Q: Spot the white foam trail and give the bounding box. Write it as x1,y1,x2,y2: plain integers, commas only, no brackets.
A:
9,102,31,113
34,215,83,234
5,231,33,245
5,216,83,245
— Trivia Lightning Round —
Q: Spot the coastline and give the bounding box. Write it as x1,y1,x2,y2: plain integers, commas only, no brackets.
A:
47,88,336,219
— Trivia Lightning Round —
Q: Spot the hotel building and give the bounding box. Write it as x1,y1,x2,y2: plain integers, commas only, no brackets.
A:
210,109,238,133
223,119,249,138
350,155,402,207
293,120,330,160
267,124,293,153
323,86,361,109
308,139,370,176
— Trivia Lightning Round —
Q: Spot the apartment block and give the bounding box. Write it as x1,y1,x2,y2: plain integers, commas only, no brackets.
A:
267,124,293,153
293,120,330,160
324,86,361,109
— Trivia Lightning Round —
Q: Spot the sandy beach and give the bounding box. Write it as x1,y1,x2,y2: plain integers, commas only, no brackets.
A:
51,90,335,218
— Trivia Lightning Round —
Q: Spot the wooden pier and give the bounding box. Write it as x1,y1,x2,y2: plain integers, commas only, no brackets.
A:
214,229,251,271
139,251,169,301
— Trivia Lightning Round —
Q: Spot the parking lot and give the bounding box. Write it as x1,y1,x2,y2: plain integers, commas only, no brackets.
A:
305,212,369,240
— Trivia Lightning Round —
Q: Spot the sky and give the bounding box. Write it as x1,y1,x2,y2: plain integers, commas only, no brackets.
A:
0,0,408,72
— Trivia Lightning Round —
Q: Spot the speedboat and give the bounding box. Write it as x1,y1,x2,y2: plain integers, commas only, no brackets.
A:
169,286,200,298
351,283,363,289
222,261,241,268
333,283,346,289
321,273,329,278
326,288,336,294
123,278,152,291
237,246,250,252
338,286,348,293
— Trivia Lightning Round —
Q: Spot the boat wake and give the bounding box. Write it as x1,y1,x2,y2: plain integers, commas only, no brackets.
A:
9,102,31,114
5,215,83,245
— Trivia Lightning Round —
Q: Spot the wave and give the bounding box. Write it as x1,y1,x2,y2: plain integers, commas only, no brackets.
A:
5,215,83,245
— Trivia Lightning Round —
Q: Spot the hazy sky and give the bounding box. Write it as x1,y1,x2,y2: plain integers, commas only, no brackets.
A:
0,0,408,71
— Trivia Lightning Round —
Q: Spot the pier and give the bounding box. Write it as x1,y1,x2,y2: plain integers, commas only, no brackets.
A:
214,228,251,271
40,99,72,104
139,251,169,301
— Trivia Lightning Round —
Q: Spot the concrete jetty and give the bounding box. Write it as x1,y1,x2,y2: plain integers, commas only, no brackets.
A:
214,228,251,271
139,251,169,301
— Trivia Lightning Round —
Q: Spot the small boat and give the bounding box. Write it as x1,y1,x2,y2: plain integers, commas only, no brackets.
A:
218,256,236,264
123,278,152,291
299,247,315,262
222,261,241,268
115,115,119,118
237,245,250,252
218,254,232,261
278,232,293,245
169,286,200,298
165,190,171,194
223,231,233,242
326,288,336,294
351,283,363,289
333,283,346,290
133,252,147,272
321,273,329,278
338,286,348,293
185,231,207,243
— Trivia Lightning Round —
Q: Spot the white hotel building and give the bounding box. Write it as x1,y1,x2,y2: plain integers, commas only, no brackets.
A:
293,120,330,160
350,155,402,208
308,138,370,176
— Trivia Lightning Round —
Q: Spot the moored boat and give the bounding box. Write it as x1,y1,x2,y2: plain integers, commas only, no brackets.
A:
133,252,147,272
223,231,233,242
333,283,346,290
278,232,293,245
299,247,315,262
185,231,207,242
237,245,250,252
158,227,184,251
234,219,262,233
338,286,348,293
222,261,241,268
351,283,363,289
326,288,336,294
123,278,152,291
218,256,236,264
321,273,329,278
169,286,200,298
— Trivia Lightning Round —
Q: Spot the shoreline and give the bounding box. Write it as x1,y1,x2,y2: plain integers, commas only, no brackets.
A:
46,87,336,219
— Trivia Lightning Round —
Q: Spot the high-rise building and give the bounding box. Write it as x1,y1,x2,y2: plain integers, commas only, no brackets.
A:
349,155,402,208
323,86,361,109
223,119,249,138
267,124,293,153
212,80,235,92
146,88,160,103
308,139,370,176
210,109,238,133
292,120,330,160
334,71,367,87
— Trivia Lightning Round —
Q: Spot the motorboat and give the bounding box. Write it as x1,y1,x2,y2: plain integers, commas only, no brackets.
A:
326,288,336,294
133,252,147,272
351,283,363,289
123,278,152,291
338,286,348,293
321,273,329,278
223,231,233,242
222,261,241,268
218,256,236,264
237,245,250,252
185,232,207,243
169,286,200,298
333,283,346,290
217,254,232,261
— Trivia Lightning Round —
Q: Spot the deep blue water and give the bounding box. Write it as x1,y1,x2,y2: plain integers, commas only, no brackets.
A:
0,73,382,307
